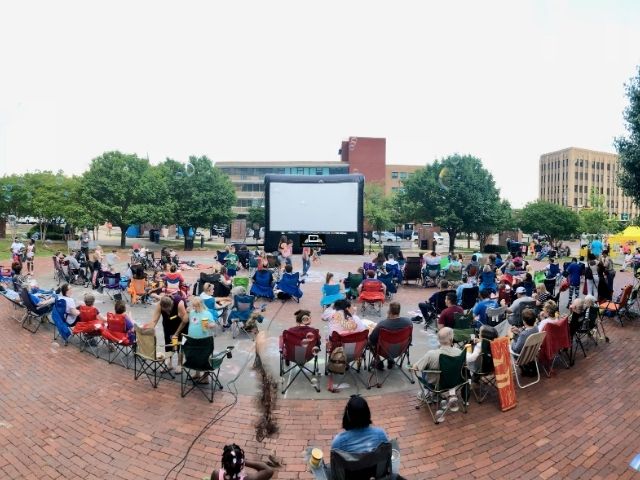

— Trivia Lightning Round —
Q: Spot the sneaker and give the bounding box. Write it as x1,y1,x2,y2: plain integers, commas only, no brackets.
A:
448,396,460,412
435,409,446,423
440,399,448,409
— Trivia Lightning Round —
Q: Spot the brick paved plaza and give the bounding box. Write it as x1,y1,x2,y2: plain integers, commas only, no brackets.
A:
1,250,639,479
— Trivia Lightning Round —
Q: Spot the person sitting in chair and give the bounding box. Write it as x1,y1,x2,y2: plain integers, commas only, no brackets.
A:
465,324,498,374
357,270,386,297
503,286,534,326
472,289,498,326
369,301,412,370
510,308,538,354
28,279,55,312
411,327,462,385
437,292,463,329
331,395,389,453
59,283,81,326
328,299,367,336
164,264,185,295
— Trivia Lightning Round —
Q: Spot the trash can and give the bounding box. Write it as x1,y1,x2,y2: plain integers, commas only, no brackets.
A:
420,239,430,251
200,236,204,248
149,229,155,241
383,245,401,260
184,236,194,251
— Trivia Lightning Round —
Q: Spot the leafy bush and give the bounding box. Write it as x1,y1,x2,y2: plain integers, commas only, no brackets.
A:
483,244,508,254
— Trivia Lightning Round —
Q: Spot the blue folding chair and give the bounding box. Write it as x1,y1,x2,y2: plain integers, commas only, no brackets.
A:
250,270,275,301
377,271,397,297
228,294,261,339
321,284,345,308
385,263,403,284
276,272,304,303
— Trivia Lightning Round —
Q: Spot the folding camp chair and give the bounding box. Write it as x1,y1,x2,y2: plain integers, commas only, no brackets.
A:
543,277,558,297
539,316,570,377
1,289,25,321
358,279,386,316
228,294,258,339
329,442,393,480
460,286,480,312
101,312,134,368
599,284,633,327
232,276,250,291
279,327,321,394
422,264,441,288
19,289,53,334
266,254,280,282
99,271,125,301
485,305,507,327
569,307,602,365
510,331,546,388
324,330,369,388
471,339,497,404
133,325,174,388
344,272,363,299
181,335,233,402
368,326,414,388
452,312,474,348
216,250,228,265
275,272,304,303
128,277,150,306
72,318,104,357
50,296,75,345
431,289,456,314
377,271,397,298
321,283,345,309
414,350,470,424
250,269,275,301
445,266,463,286
403,257,422,285
52,256,68,285
385,263,403,285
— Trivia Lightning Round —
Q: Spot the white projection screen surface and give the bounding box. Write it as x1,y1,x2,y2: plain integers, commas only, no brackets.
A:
269,182,359,232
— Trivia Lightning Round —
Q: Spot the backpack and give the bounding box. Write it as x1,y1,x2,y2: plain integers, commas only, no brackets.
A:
327,347,347,374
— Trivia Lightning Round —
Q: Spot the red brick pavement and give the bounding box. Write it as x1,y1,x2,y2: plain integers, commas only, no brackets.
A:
1,254,639,479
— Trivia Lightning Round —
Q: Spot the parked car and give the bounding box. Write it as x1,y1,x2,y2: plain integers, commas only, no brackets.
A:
433,233,444,244
371,231,402,243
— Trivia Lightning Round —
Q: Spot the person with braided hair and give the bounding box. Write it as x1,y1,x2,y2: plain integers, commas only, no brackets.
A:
211,444,273,480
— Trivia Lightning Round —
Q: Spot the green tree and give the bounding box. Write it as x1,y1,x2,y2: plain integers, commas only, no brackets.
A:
616,65,640,207
0,174,31,238
80,151,171,248
364,183,393,241
22,171,72,241
159,156,235,249
578,187,619,235
396,154,504,252
475,199,513,250
518,200,580,245
247,206,265,230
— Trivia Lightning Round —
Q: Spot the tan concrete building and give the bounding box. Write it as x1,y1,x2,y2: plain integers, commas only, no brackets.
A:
539,147,638,220
385,165,422,195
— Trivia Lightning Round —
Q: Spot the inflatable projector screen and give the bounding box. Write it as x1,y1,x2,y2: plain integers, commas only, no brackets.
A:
264,174,364,254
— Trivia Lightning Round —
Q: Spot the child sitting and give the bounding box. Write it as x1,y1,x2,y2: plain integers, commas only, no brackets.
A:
73,293,106,336
103,300,136,345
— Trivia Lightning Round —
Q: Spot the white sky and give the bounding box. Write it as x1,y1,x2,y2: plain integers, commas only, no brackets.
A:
1,0,639,207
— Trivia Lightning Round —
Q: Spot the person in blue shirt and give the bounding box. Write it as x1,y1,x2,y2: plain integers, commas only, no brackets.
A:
331,395,389,454
565,257,583,308
590,238,603,258
545,258,561,279
472,289,498,326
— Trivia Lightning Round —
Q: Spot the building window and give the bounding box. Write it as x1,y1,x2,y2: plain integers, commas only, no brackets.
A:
315,168,324,175
399,172,408,179
575,172,578,180
391,171,399,179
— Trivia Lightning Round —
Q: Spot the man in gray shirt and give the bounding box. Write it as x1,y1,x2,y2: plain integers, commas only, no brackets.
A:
505,286,535,326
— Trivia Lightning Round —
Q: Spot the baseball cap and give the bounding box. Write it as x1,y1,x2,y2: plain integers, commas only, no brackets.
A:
515,286,526,294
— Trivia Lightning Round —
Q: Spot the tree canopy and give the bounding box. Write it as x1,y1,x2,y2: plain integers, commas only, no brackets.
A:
616,65,640,210
518,200,580,244
158,156,235,248
396,154,506,252
364,183,394,236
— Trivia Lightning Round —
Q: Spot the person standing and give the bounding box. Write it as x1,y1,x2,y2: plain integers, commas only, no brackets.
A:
80,228,91,260
10,237,25,264
106,222,112,237
565,257,582,308
25,238,36,274
301,245,311,277
601,250,616,295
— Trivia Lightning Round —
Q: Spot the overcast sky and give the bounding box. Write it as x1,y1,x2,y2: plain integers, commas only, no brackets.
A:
1,0,639,207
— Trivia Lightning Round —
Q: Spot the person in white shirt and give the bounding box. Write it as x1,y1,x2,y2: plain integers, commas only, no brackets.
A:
10,237,25,262
60,283,80,326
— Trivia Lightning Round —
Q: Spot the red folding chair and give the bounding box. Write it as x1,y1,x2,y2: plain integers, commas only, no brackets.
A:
279,327,321,394
101,312,134,368
358,279,385,316
599,284,633,327
539,316,571,376
368,326,414,388
325,330,369,388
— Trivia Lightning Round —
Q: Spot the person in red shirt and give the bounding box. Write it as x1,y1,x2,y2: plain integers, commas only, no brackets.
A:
437,292,464,329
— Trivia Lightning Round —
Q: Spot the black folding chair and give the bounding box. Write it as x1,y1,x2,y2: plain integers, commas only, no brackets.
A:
329,442,393,480
19,289,52,334
460,286,479,312
471,339,497,404
181,335,233,403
